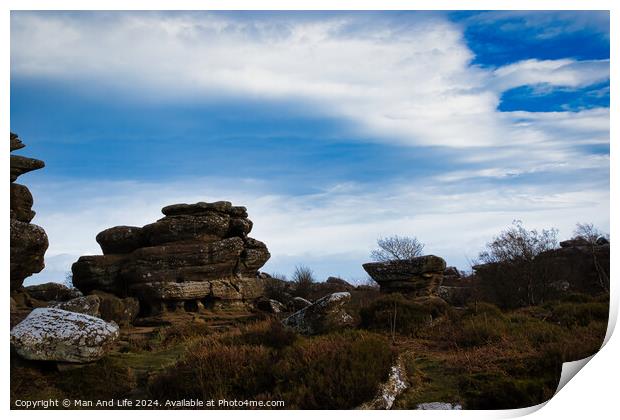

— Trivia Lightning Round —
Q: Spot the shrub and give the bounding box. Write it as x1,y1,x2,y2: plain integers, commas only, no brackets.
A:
292,265,315,298
464,302,505,319
148,328,394,409
455,314,506,347
236,319,298,349
360,293,432,336
550,302,609,327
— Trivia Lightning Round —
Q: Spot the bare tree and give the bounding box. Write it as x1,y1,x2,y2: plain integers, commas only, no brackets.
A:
477,220,558,265
573,223,609,292
573,222,609,244
370,235,425,262
476,221,559,307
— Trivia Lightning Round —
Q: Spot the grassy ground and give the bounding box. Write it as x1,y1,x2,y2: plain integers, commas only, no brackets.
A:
10,293,609,410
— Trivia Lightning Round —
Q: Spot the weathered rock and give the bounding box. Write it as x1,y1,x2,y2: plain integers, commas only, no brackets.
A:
52,295,101,317
257,298,286,313
290,296,312,311
363,255,446,296
10,219,49,290
283,292,354,335
10,308,119,363
96,226,145,254
90,290,139,326
25,282,82,302
72,201,271,316
436,286,472,306
10,132,25,151
325,276,355,290
10,155,45,182
143,213,230,246
11,183,35,222
560,237,590,248
72,254,129,294
239,237,271,276
121,238,245,284
359,356,408,409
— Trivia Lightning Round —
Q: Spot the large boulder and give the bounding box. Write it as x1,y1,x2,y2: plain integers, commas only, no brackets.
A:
283,292,354,335
10,308,119,363
96,226,145,254
362,255,446,296
257,298,286,314
10,219,49,290
25,282,82,302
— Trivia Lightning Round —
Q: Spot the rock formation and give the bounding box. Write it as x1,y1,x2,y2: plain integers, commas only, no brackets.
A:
362,255,447,296
72,201,271,315
10,308,119,363
10,133,49,291
283,292,354,335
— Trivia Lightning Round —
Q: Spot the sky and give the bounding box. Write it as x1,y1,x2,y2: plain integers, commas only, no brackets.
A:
10,11,610,285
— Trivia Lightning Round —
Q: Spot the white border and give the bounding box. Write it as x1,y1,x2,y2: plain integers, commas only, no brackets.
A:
2,1,616,419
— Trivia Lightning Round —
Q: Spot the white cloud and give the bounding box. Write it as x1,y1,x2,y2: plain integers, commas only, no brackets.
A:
11,12,609,153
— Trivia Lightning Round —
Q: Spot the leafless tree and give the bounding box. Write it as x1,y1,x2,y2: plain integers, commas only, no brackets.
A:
292,265,315,298
370,235,425,262
573,223,609,292
476,220,559,307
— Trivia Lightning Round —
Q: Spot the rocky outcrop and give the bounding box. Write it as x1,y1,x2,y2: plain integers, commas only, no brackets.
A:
10,308,119,363
362,255,446,296
359,356,408,409
72,201,271,316
257,298,286,314
290,296,312,311
10,133,48,291
283,292,354,335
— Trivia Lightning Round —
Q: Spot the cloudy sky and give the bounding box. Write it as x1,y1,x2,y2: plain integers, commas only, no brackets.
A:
10,11,609,285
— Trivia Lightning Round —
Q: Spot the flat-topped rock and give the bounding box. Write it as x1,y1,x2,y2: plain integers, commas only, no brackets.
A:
25,282,82,302
142,213,231,245
10,155,45,182
162,201,233,216
362,255,446,296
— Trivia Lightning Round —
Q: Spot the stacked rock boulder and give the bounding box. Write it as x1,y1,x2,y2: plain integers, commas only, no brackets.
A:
10,133,49,291
362,255,446,296
72,201,271,315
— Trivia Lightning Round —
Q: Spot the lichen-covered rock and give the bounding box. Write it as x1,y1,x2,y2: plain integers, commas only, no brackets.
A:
52,295,101,317
283,292,354,335
25,282,83,302
96,226,145,254
362,255,446,296
10,308,119,363
359,356,408,409
11,183,35,222
239,237,271,276
416,402,462,410
10,219,49,290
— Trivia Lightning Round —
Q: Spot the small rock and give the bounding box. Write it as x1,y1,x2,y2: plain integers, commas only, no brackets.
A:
283,292,354,335
52,295,101,317
290,296,312,311
257,298,286,313
10,308,119,363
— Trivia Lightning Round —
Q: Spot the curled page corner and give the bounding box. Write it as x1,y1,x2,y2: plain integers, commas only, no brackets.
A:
554,355,595,396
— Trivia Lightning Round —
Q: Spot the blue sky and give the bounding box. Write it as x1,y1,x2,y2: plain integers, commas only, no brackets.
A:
10,11,609,284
